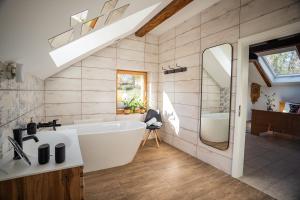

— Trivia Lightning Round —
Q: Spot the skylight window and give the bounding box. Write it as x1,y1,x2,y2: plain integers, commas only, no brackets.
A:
101,0,118,16
49,3,161,67
71,10,88,27
81,15,105,35
105,4,129,25
48,29,74,49
261,48,300,77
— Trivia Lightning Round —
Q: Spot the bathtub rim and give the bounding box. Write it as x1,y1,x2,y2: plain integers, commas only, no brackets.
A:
58,120,146,136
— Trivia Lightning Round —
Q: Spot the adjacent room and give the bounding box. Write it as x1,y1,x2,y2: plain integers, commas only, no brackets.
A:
0,0,299,200
241,34,300,199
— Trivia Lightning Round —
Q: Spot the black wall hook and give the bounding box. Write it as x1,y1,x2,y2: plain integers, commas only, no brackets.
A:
162,64,187,75
162,66,169,74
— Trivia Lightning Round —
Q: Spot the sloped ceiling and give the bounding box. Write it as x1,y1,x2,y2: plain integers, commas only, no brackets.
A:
150,0,220,35
0,0,220,80
203,47,231,87
0,0,172,79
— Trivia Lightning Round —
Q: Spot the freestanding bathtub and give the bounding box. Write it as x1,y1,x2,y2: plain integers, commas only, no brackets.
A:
59,121,146,173
201,113,229,143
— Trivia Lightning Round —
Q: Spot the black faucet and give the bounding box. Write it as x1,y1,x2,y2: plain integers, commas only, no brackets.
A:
37,119,61,131
13,128,39,160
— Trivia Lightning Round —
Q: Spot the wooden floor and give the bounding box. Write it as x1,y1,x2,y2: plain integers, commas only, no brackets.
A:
84,140,274,200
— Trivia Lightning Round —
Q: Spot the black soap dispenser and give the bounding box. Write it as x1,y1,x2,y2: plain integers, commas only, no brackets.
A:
55,143,65,164
27,118,37,135
38,144,50,164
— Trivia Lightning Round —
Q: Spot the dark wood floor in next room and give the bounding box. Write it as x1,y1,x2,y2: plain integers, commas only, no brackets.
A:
84,140,274,200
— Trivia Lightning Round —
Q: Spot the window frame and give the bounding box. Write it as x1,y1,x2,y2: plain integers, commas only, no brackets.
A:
116,70,147,114
259,46,300,78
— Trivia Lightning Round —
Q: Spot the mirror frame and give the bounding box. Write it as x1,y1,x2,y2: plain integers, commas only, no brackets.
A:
199,43,233,151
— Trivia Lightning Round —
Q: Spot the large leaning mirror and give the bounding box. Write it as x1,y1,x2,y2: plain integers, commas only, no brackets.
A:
200,43,233,150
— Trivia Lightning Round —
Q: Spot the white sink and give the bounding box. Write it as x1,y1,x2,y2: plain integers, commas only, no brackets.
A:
23,132,72,157
0,129,83,182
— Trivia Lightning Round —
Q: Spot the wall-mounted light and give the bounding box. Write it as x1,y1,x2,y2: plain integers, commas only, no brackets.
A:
0,61,24,82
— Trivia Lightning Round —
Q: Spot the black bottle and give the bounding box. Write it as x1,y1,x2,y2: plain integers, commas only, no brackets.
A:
55,143,65,164
38,144,50,164
27,118,37,135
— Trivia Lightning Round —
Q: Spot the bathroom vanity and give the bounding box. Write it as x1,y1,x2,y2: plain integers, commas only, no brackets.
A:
0,166,84,200
0,129,84,200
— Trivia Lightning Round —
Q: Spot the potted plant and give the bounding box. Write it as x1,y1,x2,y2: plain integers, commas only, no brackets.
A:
124,106,131,114
134,107,140,113
122,97,146,114
264,92,276,111
131,97,139,113
138,100,146,114
122,98,132,114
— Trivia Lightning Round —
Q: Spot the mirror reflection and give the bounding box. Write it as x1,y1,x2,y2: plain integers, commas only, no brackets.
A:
200,43,232,150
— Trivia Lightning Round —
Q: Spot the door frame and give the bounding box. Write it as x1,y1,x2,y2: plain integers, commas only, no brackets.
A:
231,21,300,178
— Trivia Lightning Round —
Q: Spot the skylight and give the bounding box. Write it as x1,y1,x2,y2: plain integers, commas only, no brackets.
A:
48,29,74,49
71,10,88,27
261,48,300,77
81,16,104,35
105,4,129,25
101,0,118,16
49,3,161,67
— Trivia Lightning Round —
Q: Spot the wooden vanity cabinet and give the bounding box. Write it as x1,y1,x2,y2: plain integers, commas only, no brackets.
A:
0,166,84,200
251,109,300,137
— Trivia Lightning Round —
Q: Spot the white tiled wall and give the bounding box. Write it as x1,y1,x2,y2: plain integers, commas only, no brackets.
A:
44,34,159,124
158,0,300,175
0,74,45,157
201,70,221,113
1,0,298,175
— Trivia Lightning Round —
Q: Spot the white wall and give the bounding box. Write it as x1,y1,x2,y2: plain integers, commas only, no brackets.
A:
44,34,159,124
247,63,300,120
0,73,45,158
0,0,168,79
157,0,300,175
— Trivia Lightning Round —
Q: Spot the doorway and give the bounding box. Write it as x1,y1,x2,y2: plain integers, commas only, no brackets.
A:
232,21,300,199
232,21,300,178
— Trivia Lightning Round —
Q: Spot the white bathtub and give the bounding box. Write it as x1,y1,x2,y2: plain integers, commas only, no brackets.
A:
201,113,229,143
59,121,146,173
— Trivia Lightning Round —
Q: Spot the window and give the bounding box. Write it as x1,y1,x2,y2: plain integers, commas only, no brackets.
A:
49,3,161,67
116,70,147,114
260,47,300,77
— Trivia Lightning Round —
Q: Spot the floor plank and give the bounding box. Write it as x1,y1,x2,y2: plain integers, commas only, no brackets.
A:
84,140,273,200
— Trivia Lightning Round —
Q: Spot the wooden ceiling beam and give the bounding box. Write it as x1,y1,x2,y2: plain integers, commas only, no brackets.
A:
249,33,300,54
250,59,272,87
135,0,193,37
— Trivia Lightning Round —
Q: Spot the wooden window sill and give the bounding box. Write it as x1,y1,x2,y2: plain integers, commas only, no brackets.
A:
116,109,147,115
